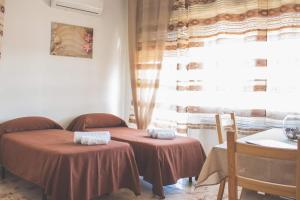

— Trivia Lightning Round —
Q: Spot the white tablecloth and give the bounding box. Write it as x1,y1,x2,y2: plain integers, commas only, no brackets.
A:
196,128,297,188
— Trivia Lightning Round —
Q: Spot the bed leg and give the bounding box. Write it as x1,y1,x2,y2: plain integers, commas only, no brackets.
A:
1,166,5,179
152,194,165,199
189,177,193,183
152,187,165,199
42,191,47,200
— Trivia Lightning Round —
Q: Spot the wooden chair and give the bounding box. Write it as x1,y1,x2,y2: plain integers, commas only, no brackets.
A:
215,112,237,144
227,130,300,200
215,112,237,200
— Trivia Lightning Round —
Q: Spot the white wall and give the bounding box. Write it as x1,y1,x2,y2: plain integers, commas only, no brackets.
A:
0,0,130,127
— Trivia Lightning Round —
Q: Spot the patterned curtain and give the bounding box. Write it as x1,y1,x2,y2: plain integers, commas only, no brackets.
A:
0,0,4,59
148,0,300,135
128,0,174,129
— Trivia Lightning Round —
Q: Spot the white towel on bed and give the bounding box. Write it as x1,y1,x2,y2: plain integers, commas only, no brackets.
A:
147,128,176,140
80,135,110,145
74,131,111,145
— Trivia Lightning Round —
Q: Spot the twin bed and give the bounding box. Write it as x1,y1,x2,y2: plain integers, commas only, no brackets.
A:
0,114,206,200
0,117,140,200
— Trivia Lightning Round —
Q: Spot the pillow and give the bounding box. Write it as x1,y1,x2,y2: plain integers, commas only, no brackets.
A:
0,116,63,136
67,113,127,131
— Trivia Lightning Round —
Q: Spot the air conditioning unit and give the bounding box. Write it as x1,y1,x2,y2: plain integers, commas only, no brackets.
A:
51,0,104,15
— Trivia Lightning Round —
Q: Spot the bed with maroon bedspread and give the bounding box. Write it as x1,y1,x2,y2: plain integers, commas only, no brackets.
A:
0,117,141,200
68,113,206,198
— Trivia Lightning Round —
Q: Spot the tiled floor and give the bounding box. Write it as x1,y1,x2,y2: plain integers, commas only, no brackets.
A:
0,173,226,200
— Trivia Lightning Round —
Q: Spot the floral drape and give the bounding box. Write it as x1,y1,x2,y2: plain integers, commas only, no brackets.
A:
0,0,4,59
148,0,300,134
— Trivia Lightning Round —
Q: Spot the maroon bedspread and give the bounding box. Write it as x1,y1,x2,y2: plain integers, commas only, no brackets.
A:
86,127,206,197
0,129,141,200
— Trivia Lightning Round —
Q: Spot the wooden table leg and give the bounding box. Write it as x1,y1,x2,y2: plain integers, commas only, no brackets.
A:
217,179,226,200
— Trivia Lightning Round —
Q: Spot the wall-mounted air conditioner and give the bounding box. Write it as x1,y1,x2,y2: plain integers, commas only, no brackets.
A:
51,0,104,15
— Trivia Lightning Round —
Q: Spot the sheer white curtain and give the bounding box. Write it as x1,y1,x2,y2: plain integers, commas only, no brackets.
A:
128,0,173,129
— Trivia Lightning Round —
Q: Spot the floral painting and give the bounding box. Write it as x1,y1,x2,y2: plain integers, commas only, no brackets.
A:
50,22,93,58
0,0,5,59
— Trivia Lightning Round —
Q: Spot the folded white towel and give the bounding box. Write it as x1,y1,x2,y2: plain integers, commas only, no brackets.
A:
74,131,111,145
80,135,110,145
147,128,176,140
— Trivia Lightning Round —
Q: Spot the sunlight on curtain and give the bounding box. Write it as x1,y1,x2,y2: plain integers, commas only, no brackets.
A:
150,0,300,135
128,0,173,129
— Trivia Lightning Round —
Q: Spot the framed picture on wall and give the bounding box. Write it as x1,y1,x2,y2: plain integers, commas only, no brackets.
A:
50,22,93,58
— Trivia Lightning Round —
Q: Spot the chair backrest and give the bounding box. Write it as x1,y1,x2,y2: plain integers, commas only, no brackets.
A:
227,130,300,200
215,113,237,144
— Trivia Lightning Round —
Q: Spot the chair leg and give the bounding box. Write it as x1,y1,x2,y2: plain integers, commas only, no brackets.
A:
1,166,5,179
217,179,226,200
189,177,193,183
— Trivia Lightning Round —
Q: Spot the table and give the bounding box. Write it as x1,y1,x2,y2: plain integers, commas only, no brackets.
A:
196,128,297,189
